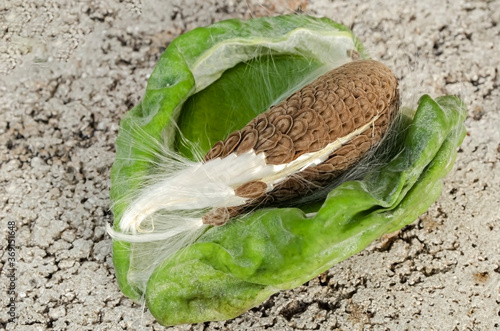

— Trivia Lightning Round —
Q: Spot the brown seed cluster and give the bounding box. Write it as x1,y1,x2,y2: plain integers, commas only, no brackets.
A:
202,59,400,225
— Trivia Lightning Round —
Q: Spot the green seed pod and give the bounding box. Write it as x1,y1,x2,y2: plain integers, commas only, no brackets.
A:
202,59,400,225
108,15,467,327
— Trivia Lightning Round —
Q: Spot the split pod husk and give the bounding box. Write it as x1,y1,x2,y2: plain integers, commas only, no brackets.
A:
109,15,467,326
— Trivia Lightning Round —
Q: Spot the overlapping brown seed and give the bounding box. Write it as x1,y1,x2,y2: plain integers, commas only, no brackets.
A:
201,208,228,226
235,127,258,154
203,141,223,161
202,59,399,225
234,180,268,199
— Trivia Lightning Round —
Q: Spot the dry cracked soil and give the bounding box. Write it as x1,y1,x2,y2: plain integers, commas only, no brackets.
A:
1,0,499,330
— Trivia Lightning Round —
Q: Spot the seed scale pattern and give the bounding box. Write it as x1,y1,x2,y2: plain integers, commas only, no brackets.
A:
202,60,400,225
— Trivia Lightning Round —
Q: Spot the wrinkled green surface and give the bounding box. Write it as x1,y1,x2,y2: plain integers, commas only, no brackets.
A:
111,15,365,302
145,95,466,325
110,15,467,326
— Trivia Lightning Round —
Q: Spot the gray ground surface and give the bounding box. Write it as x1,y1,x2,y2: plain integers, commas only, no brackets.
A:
1,0,499,330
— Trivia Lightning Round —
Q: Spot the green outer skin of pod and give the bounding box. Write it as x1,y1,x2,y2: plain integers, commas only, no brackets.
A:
111,15,365,302
109,15,467,326
144,95,467,325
